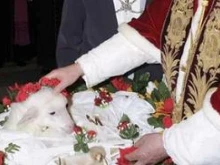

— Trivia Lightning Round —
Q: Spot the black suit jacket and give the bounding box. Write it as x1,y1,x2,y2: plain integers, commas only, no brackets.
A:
56,0,118,67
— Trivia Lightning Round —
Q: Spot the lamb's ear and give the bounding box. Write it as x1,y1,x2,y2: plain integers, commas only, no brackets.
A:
17,107,39,126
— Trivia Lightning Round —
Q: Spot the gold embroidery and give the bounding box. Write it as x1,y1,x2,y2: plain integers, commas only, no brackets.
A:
185,7,220,116
173,0,211,123
161,0,193,115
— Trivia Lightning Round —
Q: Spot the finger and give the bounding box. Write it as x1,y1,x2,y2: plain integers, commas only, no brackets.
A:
54,83,66,93
44,70,58,79
125,149,139,161
134,160,145,165
134,136,146,147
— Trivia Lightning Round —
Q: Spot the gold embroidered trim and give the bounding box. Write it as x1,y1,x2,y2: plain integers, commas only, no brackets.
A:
161,0,194,121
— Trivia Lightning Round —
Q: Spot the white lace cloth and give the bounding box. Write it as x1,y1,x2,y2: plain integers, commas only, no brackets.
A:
0,91,156,165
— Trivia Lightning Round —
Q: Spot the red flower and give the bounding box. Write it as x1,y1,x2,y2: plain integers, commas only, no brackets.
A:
0,151,5,165
117,121,129,131
40,77,60,87
163,98,174,114
2,96,11,106
162,116,173,128
87,130,97,139
73,125,83,134
117,146,137,165
111,77,131,91
94,98,102,106
15,91,29,102
211,86,220,113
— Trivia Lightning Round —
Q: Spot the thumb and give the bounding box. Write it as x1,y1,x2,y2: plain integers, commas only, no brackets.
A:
125,149,139,162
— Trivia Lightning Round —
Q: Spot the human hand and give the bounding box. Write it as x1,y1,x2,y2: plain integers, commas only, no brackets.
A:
125,133,168,165
44,63,84,92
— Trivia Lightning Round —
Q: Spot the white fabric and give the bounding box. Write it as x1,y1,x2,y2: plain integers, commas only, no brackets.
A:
70,90,156,143
163,90,220,165
77,24,160,87
113,0,146,25
0,90,158,165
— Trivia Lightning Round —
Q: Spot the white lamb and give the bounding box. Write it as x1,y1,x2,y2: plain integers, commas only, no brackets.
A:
3,87,74,137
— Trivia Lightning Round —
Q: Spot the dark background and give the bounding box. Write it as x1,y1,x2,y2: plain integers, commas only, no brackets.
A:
0,0,64,97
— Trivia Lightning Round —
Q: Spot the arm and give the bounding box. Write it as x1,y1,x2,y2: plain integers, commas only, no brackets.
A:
163,87,220,164
125,87,220,164
77,0,172,87
56,0,86,67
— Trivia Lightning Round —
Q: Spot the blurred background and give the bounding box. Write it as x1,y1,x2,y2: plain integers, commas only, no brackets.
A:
0,0,64,97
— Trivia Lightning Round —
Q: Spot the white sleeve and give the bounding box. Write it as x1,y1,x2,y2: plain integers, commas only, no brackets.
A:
76,23,161,87
163,88,220,165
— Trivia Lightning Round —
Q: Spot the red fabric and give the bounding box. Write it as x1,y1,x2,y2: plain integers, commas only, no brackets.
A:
128,0,201,49
211,86,220,114
128,0,172,49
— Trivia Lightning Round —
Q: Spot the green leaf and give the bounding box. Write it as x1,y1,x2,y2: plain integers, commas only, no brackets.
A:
147,117,163,128
151,89,161,102
120,114,130,123
4,143,20,154
81,143,89,153
74,143,81,152
105,84,117,93
158,82,170,100
0,104,5,114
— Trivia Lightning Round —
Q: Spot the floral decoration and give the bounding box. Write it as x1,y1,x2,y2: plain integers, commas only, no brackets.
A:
0,143,20,165
146,81,174,129
94,89,113,108
117,114,139,141
111,77,131,91
116,146,137,165
0,78,69,113
73,125,97,153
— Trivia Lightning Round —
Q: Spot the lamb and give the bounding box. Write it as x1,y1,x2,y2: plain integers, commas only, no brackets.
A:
3,87,74,137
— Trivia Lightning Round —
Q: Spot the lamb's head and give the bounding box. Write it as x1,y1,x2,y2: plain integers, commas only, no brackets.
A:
4,87,74,137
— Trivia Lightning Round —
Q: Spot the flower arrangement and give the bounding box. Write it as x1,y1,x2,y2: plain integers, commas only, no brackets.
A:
117,114,139,141
146,81,174,129
73,125,97,153
94,89,113,108
0,77,69,113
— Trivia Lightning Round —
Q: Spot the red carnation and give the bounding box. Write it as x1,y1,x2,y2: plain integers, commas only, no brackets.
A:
87,130,97,139
2,96,11,106
111,77,131,91
15,91,29,102
0,151,5,165
73,125,83,134
162,116,173,128
163,98,174,114
211,86,220,113
117,146,137,165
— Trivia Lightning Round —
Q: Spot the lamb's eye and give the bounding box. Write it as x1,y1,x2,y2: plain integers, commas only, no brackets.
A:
49,112,56,115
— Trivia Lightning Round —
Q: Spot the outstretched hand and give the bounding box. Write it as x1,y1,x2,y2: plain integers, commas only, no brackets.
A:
44,63,84,93
125,133,168,165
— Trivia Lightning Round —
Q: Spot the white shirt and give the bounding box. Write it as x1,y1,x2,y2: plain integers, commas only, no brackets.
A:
113,0,147,25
